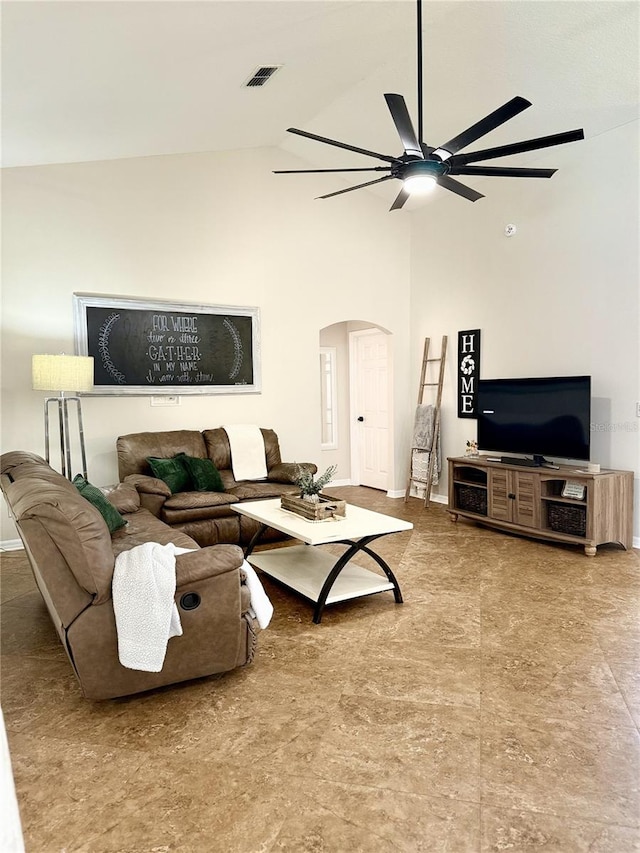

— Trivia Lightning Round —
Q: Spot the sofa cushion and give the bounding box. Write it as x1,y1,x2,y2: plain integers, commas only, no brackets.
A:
147,456,191,494
267,462,317,484
1,453,79,490
117,430,207,479
8,477,116,604
73,475,127,533
229,482,298,501
111,508,199,559
162,504,239,524
164,491,238,510
178,454,224,492
202,427,282,472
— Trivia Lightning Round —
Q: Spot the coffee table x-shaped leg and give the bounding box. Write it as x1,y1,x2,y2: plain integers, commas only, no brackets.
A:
244,525,403,623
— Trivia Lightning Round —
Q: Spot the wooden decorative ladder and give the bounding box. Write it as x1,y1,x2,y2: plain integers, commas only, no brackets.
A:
404,335,448,507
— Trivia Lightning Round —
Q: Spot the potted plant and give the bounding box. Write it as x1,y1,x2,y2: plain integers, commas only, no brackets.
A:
294,464,337,503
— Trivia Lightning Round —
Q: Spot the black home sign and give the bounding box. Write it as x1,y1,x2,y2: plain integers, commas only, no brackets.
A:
457,329,481,418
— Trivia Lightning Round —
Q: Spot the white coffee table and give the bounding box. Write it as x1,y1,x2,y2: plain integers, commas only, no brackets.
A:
232,498,413,623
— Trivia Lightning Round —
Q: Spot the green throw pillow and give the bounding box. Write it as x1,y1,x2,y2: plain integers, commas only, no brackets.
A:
178,454,224,492
146,456,191,494
73,475,127,533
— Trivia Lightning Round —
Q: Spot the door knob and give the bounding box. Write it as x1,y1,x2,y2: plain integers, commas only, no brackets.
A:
357,416,364,422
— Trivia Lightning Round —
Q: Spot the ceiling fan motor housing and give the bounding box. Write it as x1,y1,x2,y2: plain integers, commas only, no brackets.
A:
399,159,449,181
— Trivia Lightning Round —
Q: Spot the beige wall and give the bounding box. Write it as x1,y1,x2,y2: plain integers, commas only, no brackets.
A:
409,120,640,539
1,146,411,539
3,122,638,544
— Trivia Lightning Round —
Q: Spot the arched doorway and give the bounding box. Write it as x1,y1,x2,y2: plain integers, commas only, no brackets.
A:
319,321,394,493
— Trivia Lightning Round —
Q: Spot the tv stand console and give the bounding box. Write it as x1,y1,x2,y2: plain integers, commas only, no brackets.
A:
447,456,634,556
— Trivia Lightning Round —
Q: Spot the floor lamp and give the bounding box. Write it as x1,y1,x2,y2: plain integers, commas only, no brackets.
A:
32,354,94,480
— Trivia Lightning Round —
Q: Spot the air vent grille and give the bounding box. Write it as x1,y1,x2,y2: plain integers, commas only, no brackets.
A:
244,65,281,87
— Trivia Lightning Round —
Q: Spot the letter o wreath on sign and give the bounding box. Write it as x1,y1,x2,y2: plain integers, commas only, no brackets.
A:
457,330,481,419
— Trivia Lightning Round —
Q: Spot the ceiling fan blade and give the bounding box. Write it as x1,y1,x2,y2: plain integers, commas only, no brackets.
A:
390,187,410,211
286,128,398,164
384,94,423,158
437,175,485,202
448,129,585,165
450,166,557,178
434,96,532,158
274,167,392,174
317,175,396,200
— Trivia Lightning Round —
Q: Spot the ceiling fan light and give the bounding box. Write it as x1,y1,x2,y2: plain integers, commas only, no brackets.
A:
403,174,437,195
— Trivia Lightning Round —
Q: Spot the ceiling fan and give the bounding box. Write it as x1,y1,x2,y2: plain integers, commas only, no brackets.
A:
274,0,584,210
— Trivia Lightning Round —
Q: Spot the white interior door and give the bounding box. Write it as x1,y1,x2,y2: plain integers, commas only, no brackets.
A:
350,329,390,491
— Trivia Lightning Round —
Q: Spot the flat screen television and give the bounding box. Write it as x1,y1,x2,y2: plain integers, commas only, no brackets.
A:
476,375,591,465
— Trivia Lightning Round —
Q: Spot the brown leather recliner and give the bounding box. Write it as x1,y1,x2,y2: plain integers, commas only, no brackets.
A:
0,451,259,700
117,427,316,547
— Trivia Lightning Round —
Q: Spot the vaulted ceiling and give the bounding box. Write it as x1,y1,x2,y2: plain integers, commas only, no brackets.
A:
3,0,638,189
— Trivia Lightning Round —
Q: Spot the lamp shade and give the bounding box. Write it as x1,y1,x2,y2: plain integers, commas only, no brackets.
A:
32,354,94,393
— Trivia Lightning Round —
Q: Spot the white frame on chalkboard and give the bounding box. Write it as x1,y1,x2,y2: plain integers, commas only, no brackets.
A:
73,293,261,395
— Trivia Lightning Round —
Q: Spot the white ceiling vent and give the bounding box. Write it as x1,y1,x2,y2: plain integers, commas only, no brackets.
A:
244,65,282,88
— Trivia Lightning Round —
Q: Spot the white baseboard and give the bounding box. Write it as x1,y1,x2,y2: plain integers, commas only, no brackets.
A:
332,482,449,504
397,491,448,504
430,493,448,505
0,539,24,551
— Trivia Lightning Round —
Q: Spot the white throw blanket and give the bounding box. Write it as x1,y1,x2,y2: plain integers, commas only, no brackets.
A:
112,545,274,673
112,542,192,672
222,424,267,481
241,560,273,629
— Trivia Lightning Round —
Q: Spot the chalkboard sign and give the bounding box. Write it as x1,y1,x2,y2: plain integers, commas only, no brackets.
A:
73,294,261,395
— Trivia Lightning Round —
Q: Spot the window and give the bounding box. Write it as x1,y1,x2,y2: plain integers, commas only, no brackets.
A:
320,347,337,449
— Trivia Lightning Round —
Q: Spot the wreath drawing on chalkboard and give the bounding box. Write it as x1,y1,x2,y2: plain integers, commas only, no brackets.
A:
98,313,126,384
223,318,243,380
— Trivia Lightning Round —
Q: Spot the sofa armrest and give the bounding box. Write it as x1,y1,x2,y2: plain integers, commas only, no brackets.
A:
267,462,317,484
124,473,171,497
175,544,244,587
103,481,141,513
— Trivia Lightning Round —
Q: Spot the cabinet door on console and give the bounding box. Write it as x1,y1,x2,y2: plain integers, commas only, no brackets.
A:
488,470,539,528
489,470,511,521
513,472,539,528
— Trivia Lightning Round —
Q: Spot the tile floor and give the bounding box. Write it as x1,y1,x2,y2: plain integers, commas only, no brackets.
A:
1,487,639,852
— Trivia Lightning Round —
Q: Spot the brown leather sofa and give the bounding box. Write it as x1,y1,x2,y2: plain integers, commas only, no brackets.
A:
117,428,316,547
0,451,260,701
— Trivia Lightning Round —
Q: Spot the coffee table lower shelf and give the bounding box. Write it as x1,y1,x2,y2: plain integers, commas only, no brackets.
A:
247,545,396,622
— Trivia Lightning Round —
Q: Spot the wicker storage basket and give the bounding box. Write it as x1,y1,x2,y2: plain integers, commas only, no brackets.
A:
280,492,346,521
547,503,586,537
456,485,487,516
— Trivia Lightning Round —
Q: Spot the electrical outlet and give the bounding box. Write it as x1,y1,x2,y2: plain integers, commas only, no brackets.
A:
636,401,640,418
150,396,180,407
